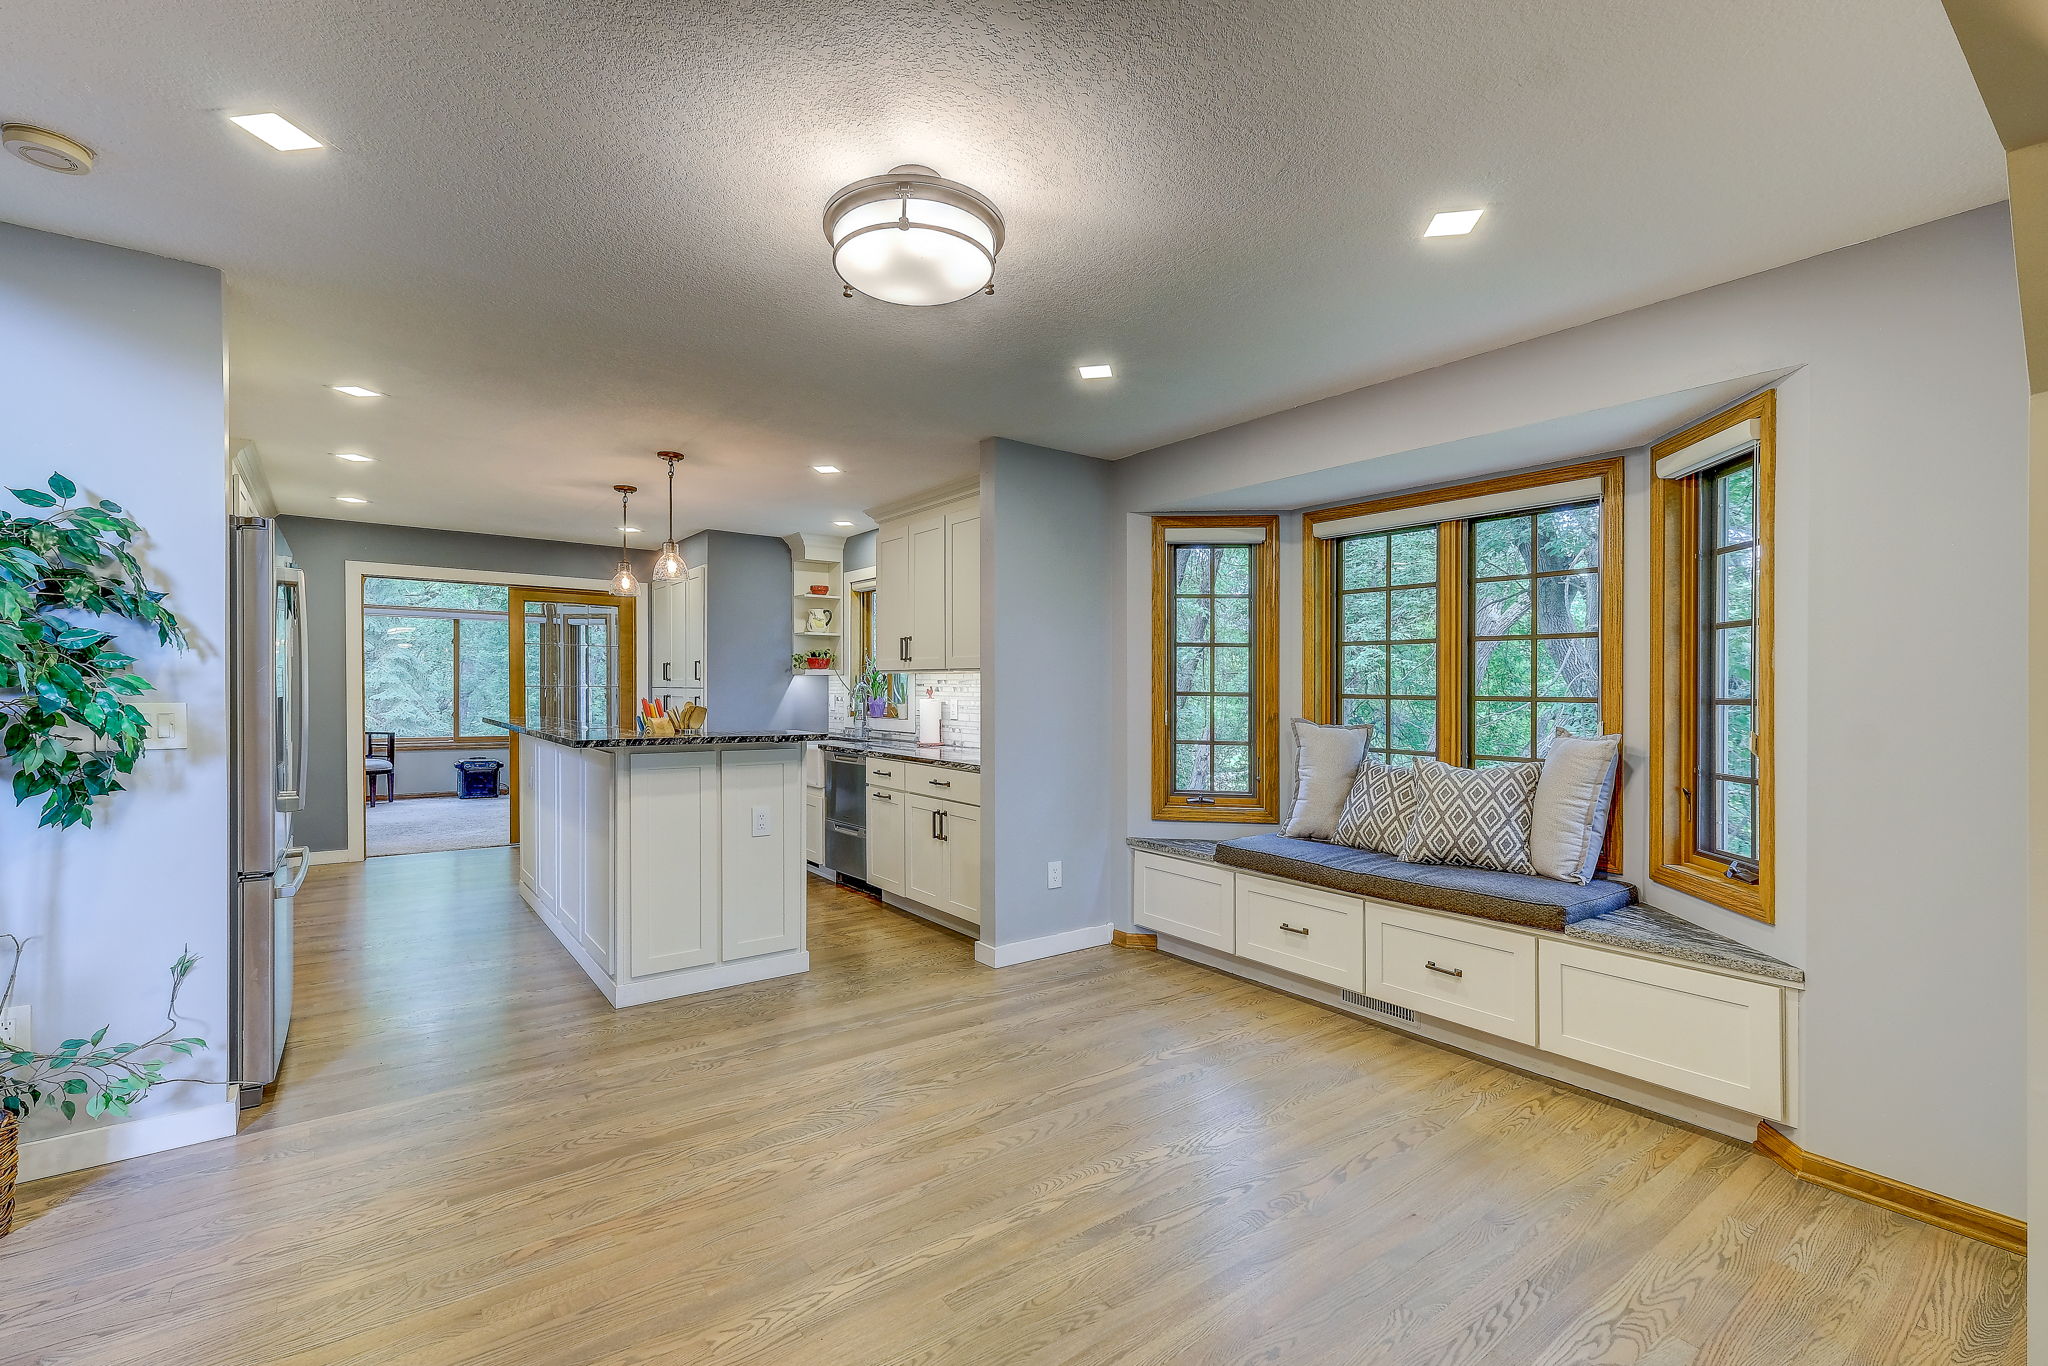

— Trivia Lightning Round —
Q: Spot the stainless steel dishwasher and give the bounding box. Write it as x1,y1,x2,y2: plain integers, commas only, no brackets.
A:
823,749,868,880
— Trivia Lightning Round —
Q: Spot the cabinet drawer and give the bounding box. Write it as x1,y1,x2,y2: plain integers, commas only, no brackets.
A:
865,758,908,791
904,763,978,806
1538,941,1785,1119
1365,905,1536,1044
1234,876,1364,992
1131,852,1233,951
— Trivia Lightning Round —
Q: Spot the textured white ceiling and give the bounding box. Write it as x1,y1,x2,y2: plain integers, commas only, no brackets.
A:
0,0,2004,545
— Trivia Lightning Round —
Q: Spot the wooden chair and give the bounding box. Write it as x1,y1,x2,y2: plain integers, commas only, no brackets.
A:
365,731,396,805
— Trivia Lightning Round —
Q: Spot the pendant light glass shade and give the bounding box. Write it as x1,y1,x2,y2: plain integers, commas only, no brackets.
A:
650,451,688,583
610,485,639,597
824,164,1005,306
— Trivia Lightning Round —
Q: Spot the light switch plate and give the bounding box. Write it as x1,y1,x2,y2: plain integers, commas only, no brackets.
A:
136,701,188,749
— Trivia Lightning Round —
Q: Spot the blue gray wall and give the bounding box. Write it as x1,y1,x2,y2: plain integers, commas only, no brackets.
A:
680,530,825,734
980,439,1118,948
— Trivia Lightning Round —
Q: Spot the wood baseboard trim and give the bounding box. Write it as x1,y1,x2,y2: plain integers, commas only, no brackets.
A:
1754,1123,2024,1254
1112,930,1157,949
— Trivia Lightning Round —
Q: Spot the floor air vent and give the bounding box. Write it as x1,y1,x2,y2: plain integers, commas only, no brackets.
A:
1342,990,1415,1022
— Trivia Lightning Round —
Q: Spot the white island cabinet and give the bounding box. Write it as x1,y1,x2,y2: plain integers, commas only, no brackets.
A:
496,722,823,1008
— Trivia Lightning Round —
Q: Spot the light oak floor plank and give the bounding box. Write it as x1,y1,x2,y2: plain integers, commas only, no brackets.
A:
1,847,2024,1365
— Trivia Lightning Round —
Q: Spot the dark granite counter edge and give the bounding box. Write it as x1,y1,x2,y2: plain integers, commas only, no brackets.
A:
818,739,981,774
1123,836,1803,985
488,719,825,750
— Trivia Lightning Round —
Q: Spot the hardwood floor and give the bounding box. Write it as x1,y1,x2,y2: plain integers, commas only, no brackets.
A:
4,848,2024,1364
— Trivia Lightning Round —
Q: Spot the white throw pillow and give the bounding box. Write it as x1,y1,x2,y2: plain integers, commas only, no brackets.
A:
1281,718,1374,840
1529,730,1622,884
1396,759,1542,874
1332,757,1420,855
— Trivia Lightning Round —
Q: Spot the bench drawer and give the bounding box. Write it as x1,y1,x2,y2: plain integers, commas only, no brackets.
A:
1366,905,1536,1044
1538,941,1785,1119
1234,875,1364,992
904,762,979,806
1131,852,1233,951
865,758,908,791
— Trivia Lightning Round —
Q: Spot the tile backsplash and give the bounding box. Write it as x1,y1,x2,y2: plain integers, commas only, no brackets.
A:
828,669,981,748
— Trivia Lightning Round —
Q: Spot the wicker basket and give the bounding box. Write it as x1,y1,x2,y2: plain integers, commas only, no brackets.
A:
0,1110,16,1237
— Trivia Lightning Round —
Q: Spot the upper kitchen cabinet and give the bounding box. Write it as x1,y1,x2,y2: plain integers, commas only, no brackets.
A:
873,481,979,672
649,563,707,697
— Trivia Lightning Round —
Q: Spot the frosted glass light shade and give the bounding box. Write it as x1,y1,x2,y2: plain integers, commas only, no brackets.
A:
824,165,1005,307
650,542,686,582
611,562,639,596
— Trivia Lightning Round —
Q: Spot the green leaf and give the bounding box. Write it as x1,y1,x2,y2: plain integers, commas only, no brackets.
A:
47,473,76,500
62,1078,86,1094
60,1099,75,1120
8,488,57,508
59,1038,87,1050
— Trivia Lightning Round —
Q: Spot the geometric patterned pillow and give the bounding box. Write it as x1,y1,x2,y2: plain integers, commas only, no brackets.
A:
1395,758,1542,874
1332,757,1421,855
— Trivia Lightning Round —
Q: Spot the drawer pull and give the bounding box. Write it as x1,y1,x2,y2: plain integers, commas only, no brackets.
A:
928,778,951,787
873,768,892,776
872,792,894,802
1279,922,1310,936
1424,960,1464,978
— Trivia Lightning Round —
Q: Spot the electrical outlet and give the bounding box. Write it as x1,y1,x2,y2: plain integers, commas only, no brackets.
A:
1047,860,1063,889
751,804,772,838
0,1003,29,1050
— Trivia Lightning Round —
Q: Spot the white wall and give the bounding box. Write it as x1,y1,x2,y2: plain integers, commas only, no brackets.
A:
0,223,233,1158
1108,206,2028,1217
982,440,1120,947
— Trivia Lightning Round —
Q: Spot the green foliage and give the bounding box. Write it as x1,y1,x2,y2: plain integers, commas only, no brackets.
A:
0,474,185,828
0,935,207,1123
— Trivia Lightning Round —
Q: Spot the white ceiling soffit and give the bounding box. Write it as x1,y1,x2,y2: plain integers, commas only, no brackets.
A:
0,1,2003,545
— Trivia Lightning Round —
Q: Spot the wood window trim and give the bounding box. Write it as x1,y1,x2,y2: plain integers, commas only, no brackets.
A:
1650,392,1775,922
1152,515,1281,822
366,608,508,749
1302,457,1626,868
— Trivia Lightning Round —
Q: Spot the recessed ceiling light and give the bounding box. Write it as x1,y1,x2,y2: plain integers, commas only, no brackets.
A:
228,112,323,152
1077,364,1114,380
332,451,374,462
330,385,382,398
812,464,842,474
832,520,856,528
1423,209,1485,238
618,526,641,534
334,495,369,504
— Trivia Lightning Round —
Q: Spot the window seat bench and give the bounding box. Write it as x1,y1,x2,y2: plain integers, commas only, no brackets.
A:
1127,835,1803,1128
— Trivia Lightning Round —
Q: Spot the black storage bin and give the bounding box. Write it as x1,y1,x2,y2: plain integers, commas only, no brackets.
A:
453,757,504,799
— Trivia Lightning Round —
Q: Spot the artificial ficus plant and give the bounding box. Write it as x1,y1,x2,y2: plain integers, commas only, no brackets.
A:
0,474,184,828
0,935,208,1124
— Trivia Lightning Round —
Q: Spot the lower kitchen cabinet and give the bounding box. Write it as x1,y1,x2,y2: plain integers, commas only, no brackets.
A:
867,786,906,894
905,791,980,926
804,787,824,865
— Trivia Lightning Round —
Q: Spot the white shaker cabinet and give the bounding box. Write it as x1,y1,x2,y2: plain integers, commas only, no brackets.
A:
872,490,978,672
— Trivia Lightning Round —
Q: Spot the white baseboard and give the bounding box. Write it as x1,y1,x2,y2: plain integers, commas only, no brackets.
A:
975,923,1114,969
1158,937,1759,1141
20,1095,239,1183
307,848,355,866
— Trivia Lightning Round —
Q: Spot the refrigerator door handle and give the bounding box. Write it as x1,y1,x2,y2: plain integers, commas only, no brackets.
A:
276,567,310,812
274,845,311,898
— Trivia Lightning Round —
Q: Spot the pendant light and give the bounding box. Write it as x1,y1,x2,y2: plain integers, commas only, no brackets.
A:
823,164,1005,306
650,451,687,582
610,485,639,597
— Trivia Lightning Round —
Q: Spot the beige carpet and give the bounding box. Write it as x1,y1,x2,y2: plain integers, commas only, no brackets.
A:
366,795,511,857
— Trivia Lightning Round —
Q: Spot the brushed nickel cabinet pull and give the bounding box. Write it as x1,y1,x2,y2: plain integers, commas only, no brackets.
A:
1425,961,1464,978
1279,922,1309,936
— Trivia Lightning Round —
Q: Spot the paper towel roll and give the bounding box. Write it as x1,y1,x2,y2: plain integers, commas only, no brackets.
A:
916,696,943,747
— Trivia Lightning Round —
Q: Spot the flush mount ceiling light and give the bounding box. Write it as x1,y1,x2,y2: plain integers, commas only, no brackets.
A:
1423,208,1485,237
611,486,640,597
1077,364,1114,380
823,164,1005,306
228,112,323,151
650,451,689,583
3,124,94,175
332,451,373,462
330,384,382,398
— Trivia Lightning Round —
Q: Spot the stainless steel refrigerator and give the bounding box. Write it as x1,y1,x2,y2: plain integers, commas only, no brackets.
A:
230,516,309,1108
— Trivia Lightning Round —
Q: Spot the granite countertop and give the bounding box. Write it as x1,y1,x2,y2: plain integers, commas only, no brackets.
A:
818,734,981,773
1123,836,1802,984
487,719,825,749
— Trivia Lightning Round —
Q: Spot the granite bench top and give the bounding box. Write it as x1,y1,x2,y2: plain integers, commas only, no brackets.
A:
1126,836,1802,985
818,736,981,773
488,720,825,749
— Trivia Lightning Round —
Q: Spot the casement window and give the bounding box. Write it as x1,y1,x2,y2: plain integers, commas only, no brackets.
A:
1305,460,1625,853
1650,393,1775,921
1152,516,1280,821
363,577,512,747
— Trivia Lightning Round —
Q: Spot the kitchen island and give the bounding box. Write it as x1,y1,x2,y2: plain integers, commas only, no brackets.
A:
489,720,826,1007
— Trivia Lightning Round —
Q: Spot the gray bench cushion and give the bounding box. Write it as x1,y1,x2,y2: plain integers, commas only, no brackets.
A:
1214,834,1631,931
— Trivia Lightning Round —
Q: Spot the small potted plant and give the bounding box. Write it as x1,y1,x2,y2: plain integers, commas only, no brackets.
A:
794,648,835,673
0,935,208,1236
